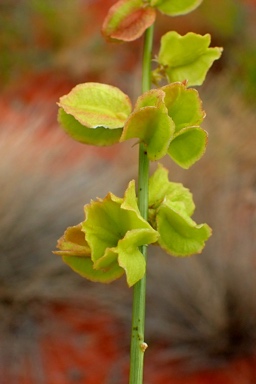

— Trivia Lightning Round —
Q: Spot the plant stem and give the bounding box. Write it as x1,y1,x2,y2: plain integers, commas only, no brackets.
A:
129,24,154,384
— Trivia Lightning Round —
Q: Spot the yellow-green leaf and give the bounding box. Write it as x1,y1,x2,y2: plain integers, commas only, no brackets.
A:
148,164,195,215
151,0,203,16
168,126,208,169
121,89,174,160
58,108,123,146
157,32,223,86
82,180,158,286
62,255,124,283
57,83,131,146
121,107,174,161
156,202,212,256
162,82,205,131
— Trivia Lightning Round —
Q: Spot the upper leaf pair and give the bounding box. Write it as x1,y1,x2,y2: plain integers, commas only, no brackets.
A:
102,0,203,42
58,81,207,169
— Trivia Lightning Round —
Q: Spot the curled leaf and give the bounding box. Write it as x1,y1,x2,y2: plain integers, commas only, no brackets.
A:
168,126,208,169
62,256,124,283
150,0,203,16
53,186,158,286
83,180,158,286
148,164,195,215
120,84,206,166
102,0,156,42
133,88,167,111
58,83,132,146
58,109,123,146
54,224,123,283
157,32,223,86
120,89,174,161
148,165,212,256
54,224,91,257
162,82,205,131
156,202,212,256
121,107,174,161
161,82,207,168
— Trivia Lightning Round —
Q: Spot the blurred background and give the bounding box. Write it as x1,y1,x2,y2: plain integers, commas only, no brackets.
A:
0,0,256,383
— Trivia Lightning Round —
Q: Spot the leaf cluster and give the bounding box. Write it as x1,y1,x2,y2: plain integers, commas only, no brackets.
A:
58,80,209,169
54,0,222,287
102,0,204,43
54,166,211,286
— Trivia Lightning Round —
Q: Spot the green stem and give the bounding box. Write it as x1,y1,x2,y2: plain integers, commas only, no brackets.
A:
129,24,154,384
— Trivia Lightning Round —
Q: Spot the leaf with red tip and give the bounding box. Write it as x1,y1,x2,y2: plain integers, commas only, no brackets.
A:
102,0,156,42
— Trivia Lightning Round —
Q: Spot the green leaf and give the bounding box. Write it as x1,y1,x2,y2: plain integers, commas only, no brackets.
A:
95,229,151,287
53,224,123,283
83,193,123,263
62,255,124,283
57,83,132,146
148,164,195,215
157,32,223,86
102,0,156,42
156,201,212,256
159,83,207,168
58,108,123,146
147,165,212,256
168,126,208,169
121,84,206,165
118,227,160,286
121,107,174,161
133,88,166,111
151,0,203,16
83,180,158,286
120,89,175,161
54,181,158,286
117,237,146,287
162,82,205,132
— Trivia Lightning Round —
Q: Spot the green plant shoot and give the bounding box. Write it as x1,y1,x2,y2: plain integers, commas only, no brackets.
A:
54,0,222,383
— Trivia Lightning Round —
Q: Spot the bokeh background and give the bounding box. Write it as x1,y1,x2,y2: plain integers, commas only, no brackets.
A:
1,1,256,383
